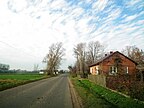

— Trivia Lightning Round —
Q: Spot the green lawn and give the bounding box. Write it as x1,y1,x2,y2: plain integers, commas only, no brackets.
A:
71,78,144,108
0,74,48,91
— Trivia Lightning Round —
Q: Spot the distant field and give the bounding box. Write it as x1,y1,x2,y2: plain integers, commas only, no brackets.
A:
0,74,48,91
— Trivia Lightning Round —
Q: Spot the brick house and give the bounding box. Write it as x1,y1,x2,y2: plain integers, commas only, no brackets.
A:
89,51,137,76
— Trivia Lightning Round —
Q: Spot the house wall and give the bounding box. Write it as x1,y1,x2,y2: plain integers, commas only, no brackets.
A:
89,52,137,95
90,53,136,75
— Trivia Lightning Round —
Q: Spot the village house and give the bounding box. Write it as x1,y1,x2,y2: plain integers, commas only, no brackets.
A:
89,51,137,76
88,51,144,100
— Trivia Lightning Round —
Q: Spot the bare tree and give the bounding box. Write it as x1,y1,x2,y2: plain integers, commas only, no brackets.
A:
68,65,73,73
73,41,105,77
43,42,65,75
74,43,86,77
122,46,144,66
86,41,105,65
122,46,144,81
68,65,77,77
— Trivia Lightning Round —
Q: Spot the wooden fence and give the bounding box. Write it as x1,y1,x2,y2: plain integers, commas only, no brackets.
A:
88,75,106,87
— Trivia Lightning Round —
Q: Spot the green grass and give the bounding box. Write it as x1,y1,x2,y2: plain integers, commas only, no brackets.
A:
71,78,144,108
0,74,49,91
71,78,116,108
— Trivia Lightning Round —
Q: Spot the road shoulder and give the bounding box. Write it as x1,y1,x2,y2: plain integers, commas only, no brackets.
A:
68,77,83,108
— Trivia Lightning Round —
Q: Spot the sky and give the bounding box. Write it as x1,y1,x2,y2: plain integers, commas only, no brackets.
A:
0,0,144,71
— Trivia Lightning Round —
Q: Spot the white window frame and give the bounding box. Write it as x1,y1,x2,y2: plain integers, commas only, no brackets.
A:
96,66,99,75
110,66,117,75
90,67,93,74
126,67,129,74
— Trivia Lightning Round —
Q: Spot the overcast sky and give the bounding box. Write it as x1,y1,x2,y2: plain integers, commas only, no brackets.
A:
0,0,144,70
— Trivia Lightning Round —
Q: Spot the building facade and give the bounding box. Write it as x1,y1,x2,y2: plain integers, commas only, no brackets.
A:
89,51,137,76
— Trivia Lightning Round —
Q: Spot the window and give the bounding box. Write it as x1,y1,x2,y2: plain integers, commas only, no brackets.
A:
90,68,93,74
90,68,93,73
109,66,117,75
96,66,99,75
126,67,129,74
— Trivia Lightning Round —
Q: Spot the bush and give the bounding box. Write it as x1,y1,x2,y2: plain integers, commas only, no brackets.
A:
129,82,144,101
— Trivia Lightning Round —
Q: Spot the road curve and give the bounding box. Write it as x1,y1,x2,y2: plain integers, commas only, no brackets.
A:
0,74,72,108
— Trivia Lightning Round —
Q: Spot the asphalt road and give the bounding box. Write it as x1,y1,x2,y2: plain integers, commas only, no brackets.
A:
0,74,73,108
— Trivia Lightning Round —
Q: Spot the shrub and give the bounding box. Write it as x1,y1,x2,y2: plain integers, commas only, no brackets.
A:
129,82,144,101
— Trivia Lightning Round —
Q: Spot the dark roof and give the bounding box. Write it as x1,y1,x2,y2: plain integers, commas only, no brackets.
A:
89,51,138,67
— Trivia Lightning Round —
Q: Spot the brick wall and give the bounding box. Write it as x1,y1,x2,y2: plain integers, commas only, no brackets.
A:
90,52,137,76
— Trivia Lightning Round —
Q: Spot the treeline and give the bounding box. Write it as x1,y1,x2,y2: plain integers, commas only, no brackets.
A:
0,69,39,74
43,41,104,76
0,63,10,70
69,41,105,78
42,41,144,77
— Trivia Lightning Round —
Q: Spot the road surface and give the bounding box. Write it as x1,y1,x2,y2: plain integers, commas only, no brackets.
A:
0,74,73,108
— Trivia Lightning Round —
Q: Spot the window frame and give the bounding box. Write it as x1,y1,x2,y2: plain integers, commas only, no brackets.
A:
109,66,117,75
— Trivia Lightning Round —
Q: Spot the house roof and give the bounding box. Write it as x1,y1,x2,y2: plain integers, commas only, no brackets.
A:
89,51,138,67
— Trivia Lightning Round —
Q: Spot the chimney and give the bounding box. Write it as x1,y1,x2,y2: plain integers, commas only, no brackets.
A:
110,51,113,54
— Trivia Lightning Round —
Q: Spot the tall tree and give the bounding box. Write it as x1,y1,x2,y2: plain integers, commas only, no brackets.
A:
122,46,144,66
43,42,65,75
122,46,144,82
68,65,77,77
74,43,86,77
86,41,105,65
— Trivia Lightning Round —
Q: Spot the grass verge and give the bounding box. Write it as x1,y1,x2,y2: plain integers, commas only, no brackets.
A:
71,77,116,108
0,74,49,91
71,78,144,108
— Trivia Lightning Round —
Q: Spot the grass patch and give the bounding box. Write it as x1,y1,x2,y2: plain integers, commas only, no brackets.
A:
71,78,116,108
0,74,49,91
72,78,144,108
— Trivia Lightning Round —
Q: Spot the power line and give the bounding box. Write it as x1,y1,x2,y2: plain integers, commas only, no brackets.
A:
0,40,39,59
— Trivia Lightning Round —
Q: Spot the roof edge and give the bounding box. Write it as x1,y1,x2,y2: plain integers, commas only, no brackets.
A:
89,51,138,67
